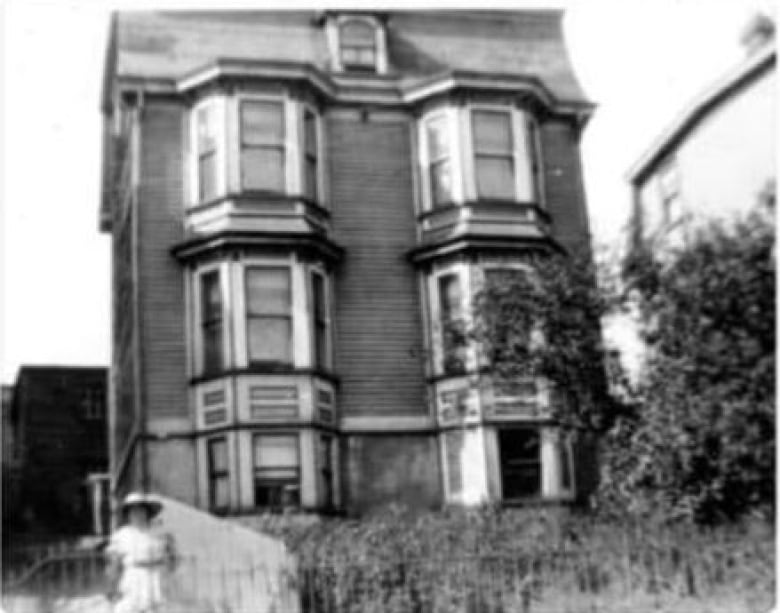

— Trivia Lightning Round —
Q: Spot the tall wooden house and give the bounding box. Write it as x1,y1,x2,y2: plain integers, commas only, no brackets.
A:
99,10,597,516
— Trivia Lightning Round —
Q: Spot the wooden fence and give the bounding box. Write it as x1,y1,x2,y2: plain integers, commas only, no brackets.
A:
2,533,774,613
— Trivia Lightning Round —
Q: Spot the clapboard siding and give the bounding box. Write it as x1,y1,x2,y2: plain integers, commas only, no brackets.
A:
138,103,188,416
540,121,591,253
329,116,427,416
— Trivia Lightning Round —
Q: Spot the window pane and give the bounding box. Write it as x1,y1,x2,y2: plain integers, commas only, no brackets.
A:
203,323,223,373
199,152,217,202
430,160,453,207
341,20,375,45
197,106,216,153
246,268,290,315
247,317,291,363
201,271,222,322
499,429,541,498
253,435,299,468
211,476,229,509
208,438,228,472
304,111,318,157
473,110,512,153
241,147,285,192
438,274,461,319
304,157,318,202
476,157,515,199
357,48,376,66
241,101,284,145
426,117,449,161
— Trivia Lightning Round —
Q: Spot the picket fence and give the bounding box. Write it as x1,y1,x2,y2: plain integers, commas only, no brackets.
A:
1,534,774,613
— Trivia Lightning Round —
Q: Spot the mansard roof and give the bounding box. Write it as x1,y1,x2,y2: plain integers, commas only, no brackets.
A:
103,10,590,108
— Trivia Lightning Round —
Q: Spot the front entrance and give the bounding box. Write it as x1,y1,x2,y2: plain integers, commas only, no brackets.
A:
498,428,541,500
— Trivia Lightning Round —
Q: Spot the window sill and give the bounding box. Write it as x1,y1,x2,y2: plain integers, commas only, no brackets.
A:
417,200,549,223
190,366,340,386
186,193,330,217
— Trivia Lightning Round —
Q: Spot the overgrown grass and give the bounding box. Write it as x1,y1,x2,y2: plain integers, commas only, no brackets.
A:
271,505,774,613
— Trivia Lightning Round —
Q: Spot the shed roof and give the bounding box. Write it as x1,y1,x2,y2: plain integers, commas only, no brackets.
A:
105,10,590,106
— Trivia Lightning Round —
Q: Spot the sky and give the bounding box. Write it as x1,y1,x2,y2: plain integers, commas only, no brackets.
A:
0,0,775,384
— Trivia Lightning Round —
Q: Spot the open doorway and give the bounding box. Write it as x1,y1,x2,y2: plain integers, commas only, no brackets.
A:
498,428,541,500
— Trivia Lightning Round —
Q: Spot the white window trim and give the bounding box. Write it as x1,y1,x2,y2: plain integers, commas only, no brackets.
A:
419,108,464,211
230,93,298,196
237,255,300,369
250,430,302,510
309,266,333,371
300,102,327,207
189,96,228,207
192,262,232,377
466,103,535,203
329,14,388,75
429,263,472,376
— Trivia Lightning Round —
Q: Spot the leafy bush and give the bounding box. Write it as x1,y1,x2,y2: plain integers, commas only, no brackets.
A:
601,195,775,523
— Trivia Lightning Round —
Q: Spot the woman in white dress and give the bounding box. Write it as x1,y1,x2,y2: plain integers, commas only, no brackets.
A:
105,492,175,613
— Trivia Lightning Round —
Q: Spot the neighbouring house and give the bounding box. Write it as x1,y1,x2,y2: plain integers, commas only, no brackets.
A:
627,13,776,254
3,366,108,543
98,10,598,517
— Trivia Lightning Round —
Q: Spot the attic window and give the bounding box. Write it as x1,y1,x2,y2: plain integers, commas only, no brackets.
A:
340,19,377,72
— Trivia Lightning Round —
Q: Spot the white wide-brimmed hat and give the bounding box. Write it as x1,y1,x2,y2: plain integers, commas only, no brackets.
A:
121,492,163,518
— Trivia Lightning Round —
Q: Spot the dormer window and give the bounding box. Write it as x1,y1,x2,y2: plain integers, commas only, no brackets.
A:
327,14,387,75
340,20,376,72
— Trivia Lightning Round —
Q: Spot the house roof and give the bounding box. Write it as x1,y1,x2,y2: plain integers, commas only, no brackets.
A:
627,43,776,184
103,10,591,108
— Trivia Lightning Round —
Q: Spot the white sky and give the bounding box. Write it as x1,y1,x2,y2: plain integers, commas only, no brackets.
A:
0,0,775,384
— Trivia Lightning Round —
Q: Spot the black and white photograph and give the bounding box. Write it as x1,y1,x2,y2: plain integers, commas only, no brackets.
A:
1,1,775,611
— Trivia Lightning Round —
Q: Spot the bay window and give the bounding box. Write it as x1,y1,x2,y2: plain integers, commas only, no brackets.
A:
253,434,300,510
245,267,292,366
419,105,540,210
190,95,324,206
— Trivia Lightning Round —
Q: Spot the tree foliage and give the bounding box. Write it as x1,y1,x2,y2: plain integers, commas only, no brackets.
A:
600,195,775,523
470,248,615,431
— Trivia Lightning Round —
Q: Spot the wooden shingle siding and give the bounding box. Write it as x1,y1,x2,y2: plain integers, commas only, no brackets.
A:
540,120,591,253
138,102,188,416
328,114,427,416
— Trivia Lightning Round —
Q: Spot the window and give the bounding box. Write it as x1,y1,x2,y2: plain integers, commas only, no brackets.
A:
253,434,300,510
472,110,515,200
498,428,541,499
340,20,376,72
311,271,329,369
200,270,224,374
439,274,467,374
240,100,285,192
303,109,319,202
426,116,453,207
321,435,334,508
207,438,230,512
245,267,292,365
197,105,218,202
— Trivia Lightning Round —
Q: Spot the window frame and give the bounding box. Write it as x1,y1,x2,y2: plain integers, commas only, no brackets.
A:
238,97,288,194
244,265,294,368
300,103,325,206
310,269,332,371
471,107,517,201
190,97,227,206
194,264,229,377
251,432,301,512
429,264,471,376
207,436,230,513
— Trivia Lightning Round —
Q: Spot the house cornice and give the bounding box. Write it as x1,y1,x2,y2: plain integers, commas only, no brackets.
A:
113,59,594,121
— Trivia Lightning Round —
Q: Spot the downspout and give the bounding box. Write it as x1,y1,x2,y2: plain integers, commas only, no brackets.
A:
130,89,150,492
